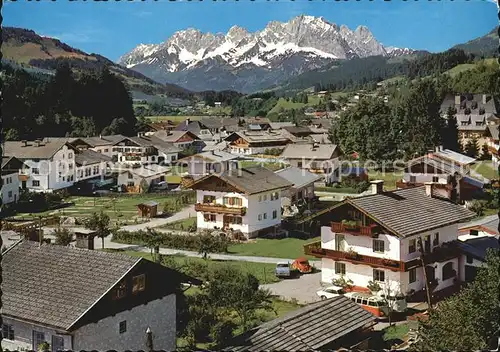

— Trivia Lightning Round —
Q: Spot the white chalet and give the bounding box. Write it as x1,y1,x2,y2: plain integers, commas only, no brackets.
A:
304,181,475,298
1,157,25,205
188,166,292,238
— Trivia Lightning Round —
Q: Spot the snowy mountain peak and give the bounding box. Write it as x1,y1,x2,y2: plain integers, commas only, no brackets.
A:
119,16,416,92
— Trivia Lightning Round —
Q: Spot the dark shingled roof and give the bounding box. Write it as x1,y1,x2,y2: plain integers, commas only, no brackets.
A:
348,187,476,238
226,295,376,351
2,241,140,330
74,149,112,166
190,166,292,194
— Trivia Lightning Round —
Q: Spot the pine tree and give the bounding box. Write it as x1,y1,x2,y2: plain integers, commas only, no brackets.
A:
464,136,480,158
442,106,460,152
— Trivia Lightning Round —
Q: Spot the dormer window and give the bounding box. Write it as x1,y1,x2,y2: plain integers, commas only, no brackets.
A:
112,280,127,300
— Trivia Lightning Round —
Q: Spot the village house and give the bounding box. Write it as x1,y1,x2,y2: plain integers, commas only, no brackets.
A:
440,94,499,152
74,135,127,158
73,149,113,191
396,147,486,202
225,295,376,351
178,150,239,176
187,166,292,238
304,181,475,299
174,117,240,142
3,139,79,193
487,124,499,167
274,166,322,217
1,240,198,351
153,130,199,149
454,236,499,283
1,157,25,205
225,130,294,156
458,214,499,241
280,143,341,184
116,164,171,193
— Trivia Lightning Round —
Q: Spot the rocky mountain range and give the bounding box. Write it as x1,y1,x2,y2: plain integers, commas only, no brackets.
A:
119,15,417,93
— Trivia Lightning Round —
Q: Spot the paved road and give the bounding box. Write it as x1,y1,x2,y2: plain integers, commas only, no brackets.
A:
261,271,323,304
120,205,196,232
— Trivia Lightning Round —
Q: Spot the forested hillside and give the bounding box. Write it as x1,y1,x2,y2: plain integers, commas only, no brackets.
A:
2,63,138,140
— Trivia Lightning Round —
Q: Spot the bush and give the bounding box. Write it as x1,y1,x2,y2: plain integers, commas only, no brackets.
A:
112,230,231,253
468,200,486,217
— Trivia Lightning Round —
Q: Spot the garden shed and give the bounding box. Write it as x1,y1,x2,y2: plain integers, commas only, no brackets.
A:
137,201,159,218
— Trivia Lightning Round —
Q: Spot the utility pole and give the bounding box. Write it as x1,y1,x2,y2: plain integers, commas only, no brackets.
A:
145,327,153,352
417,237,433,309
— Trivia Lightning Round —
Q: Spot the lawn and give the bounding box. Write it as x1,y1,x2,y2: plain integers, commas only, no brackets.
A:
315,186,359,194
106,250,281,285
145,115,204,123
16,192,195,226
382,323,409,342
160,217,197,231
473,161,498,180
267,95,322,115
228,237,320,260
239,160,287,171
367,170,404,191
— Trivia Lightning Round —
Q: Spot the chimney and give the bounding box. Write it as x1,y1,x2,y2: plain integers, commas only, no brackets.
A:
138,132,144,138
21,140,27,147
185,118,191,126
455,95,461,105
99,134,103,139
370,180,384,195
482,94,488,104
35,139,41,147
424,182,434,197
439,145,444,152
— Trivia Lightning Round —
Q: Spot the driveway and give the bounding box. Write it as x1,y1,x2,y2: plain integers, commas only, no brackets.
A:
119,205,196,232
261,270,323,304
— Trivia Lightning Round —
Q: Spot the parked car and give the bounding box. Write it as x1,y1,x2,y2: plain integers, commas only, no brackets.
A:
344,292,390,317
153,181,169,190
275,262,298,279
291,257,313,273
316,285,345,300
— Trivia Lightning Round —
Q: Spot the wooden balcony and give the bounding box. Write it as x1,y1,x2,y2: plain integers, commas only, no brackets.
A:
195,203,247,216
331,222,380,237
304,241,404,272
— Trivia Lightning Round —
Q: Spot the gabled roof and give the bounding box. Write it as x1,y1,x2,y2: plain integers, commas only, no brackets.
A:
406,155,462,175
2,241,140,330
78,135,127,147
188,166,292,195
74,149,112,166
454,237,499,262
1,156,24,171
179,150,238,163
459,214,499,235
346,187,475,238
130,135,182,154
3,139,78,160
281,143,338,160
225,295,376,351
269,122,295,129
275,166,323,189
431,149,476,166
225,130,292,144
124,164,171,178
154,130,199,143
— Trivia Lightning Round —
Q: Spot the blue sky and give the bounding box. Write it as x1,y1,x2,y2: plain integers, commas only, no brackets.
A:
4,0,498,62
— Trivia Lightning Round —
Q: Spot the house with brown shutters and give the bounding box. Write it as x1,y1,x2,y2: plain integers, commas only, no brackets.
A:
304,181,475,300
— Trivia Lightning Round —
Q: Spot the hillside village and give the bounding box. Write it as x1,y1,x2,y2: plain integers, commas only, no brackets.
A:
1,15,500,352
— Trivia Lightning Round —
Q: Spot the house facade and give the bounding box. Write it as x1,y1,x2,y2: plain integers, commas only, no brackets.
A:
304,182,475,298
188,166,292,238
280,143,341,184
225,131,293,156
1,157,24,205
116,164,171,193
178,150,239,176
440,94,499,152
4,139,79,193
487,124,499,167
1,241,197,351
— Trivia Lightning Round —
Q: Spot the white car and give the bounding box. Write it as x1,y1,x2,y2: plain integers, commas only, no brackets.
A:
316,285,345,300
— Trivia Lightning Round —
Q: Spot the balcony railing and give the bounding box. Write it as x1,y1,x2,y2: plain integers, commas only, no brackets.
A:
331,222,380,237
195,203,247,216
304,241,404,272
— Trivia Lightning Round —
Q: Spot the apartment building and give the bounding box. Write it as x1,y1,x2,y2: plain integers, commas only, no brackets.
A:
304,181,475,297
188,166,292,238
